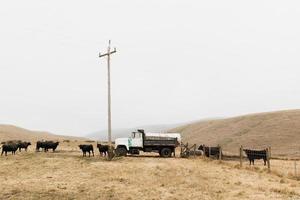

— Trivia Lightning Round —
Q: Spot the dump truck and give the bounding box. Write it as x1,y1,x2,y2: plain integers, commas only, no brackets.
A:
114,129,181,157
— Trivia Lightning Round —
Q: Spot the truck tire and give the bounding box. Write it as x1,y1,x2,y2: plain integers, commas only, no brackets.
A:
116,147,127,157
160,148,172,158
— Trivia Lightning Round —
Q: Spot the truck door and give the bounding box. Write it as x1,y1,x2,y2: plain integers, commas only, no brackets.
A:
130,132,143,148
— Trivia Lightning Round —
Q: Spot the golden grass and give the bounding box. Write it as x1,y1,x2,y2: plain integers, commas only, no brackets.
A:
0,142,300,200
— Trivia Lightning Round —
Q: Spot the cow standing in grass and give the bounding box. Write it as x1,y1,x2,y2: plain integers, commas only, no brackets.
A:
18,142,31,152
198,145,222,158
97,143,109,156
44,141,59,152
1,143,18,156
36,141,59,152
79,144,94,157
243,149,267,165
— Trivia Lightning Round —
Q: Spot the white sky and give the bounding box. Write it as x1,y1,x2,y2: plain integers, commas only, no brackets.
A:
1,1,300,136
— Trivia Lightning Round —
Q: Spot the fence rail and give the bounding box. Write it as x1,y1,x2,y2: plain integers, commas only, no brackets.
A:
182,143,300,179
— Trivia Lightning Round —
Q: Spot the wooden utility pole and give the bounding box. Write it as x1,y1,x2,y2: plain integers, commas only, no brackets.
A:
99,40,117,160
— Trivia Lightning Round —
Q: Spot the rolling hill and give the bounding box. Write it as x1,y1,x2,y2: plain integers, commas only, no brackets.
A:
170,110,300,158
0,124,86,142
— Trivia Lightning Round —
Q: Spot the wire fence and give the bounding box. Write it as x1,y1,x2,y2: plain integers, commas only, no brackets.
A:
180,143,300,179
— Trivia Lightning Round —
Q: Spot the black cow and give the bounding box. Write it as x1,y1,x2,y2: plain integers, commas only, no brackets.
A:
36,141,45,151
18,142,31,152
79,144,94,157
243,149,267,165
198,145,222,157
97,143,109,156
36,141,59,152
1,143,18,156
45,141,59,152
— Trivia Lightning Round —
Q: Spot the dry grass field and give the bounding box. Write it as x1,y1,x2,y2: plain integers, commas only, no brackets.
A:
1,141,300,200
171,109,300,158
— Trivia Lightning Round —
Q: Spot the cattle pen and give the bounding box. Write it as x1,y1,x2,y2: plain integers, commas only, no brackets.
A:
179,143,300,180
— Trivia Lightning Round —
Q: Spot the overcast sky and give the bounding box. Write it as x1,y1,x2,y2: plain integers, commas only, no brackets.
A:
1,1,300,136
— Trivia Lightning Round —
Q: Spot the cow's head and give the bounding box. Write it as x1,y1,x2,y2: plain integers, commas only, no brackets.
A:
243,149,251,155
198,145,204,151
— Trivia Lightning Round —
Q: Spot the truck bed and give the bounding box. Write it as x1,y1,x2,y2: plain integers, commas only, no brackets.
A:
144,136,178,147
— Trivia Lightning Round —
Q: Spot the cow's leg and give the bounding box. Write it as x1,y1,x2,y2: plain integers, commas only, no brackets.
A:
19,148,21,152
5,151,7,156
263,158,266,166
25,147,27,152
1,150,3,156
88,151,91,157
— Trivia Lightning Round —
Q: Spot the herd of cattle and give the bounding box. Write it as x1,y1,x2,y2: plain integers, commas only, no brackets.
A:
0,140,109,157
0,140,268,166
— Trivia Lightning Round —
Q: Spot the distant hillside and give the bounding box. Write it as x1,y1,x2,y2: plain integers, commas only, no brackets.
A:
170,110,300,158
86,123,184,141
0,125,86,142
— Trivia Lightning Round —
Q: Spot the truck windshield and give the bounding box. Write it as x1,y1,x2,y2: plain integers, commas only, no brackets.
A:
131,132,142,138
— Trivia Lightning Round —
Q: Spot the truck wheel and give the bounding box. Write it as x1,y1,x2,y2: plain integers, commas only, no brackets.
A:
160,148,172,158
116,147,127,157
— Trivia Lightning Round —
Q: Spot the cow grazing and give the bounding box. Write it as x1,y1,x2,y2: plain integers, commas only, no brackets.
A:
1,143,18,156
36,141,59,152
97,143,109,156
18,142,31,152
198,145,222,157
79,144,94,157
243,149,267,165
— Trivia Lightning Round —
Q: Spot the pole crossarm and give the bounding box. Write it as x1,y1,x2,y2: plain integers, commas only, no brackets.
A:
99,48,116,57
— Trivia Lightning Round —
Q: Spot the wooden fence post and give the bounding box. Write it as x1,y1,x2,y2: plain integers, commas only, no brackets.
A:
294,161,297,177
180,142,183,157
266,147,271,172
218,145,222,160
240,145,243,167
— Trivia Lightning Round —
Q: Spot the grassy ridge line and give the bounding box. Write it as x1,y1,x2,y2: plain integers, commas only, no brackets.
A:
170,109,300,158
0,124,87,142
